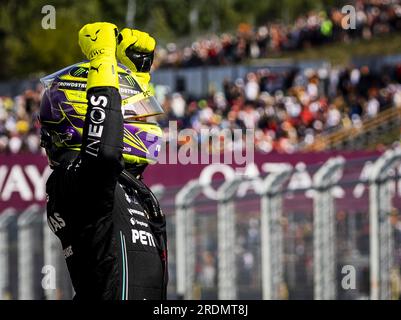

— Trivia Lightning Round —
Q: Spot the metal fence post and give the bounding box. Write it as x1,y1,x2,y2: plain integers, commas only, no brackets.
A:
175,179,203,299
369,148,401,300
217,177,244,300
0,209,17,300
17,205,42,300
150,184,165,200
313,156,345,300
259,165,292,300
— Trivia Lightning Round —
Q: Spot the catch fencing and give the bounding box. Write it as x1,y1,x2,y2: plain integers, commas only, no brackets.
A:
1,149,401,300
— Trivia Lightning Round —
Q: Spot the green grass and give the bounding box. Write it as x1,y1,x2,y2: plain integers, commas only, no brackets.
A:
252,32,401,66
365,126,400,150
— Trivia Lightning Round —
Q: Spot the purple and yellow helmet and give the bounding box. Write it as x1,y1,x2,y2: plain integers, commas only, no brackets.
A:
39,61,164,164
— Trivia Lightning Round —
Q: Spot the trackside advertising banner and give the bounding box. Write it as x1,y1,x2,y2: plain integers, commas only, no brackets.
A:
0,151,384,212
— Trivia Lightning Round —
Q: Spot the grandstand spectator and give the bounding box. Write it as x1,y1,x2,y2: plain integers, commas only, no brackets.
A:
199,251,216,288
159,61,401,153
326,104,342,128
154,0,401,69
0,86,42,154
3,61,401,155
244,73,260,101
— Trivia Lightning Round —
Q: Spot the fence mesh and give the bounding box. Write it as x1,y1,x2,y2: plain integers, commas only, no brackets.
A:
1,154,401,300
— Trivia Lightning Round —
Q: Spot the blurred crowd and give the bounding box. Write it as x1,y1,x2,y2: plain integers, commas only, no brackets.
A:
154,0,401,68
0,86,42,153
157,62,401,154
2,61,401,154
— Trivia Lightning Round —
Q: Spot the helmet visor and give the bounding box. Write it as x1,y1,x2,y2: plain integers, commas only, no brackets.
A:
122,92,164,120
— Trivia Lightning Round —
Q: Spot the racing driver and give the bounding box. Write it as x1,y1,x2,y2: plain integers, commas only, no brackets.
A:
39,22,168,300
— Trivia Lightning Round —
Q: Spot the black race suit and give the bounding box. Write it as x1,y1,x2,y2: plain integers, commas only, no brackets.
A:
45,86,168,300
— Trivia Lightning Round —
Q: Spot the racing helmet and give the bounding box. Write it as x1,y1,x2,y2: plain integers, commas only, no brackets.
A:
39,61,164,165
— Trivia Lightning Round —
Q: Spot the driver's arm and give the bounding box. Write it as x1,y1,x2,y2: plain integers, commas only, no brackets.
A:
78,22,124,212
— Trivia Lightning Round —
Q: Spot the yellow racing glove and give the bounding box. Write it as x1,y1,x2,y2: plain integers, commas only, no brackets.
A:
116,28,156,89
78,22,119,90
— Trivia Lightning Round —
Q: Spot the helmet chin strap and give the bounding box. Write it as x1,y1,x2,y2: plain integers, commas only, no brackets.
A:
46,149,80,169
124,162,148,179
